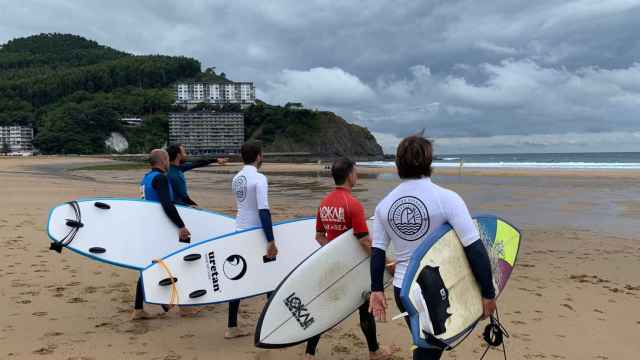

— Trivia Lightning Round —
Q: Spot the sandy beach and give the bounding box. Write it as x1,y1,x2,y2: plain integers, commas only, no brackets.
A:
1,156,639,359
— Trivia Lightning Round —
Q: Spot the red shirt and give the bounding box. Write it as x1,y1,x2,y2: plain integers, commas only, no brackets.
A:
316,187,368,242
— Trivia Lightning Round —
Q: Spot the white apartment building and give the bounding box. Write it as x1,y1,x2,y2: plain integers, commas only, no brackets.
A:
175,81,256,107
0,126,34,153
209,84,222,102
177,84,189,102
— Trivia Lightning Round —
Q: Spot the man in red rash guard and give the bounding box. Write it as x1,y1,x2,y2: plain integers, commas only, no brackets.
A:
303,158,392,360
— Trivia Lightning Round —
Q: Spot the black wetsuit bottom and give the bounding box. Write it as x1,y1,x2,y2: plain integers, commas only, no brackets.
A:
305,300,379,355
134,277,170,312
228,293,272,328
394,287,444,360
134,277,144,310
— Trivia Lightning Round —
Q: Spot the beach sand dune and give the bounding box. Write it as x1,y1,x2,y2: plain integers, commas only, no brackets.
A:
1,157,639,359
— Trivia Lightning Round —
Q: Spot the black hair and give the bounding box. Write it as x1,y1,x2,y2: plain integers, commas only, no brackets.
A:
395,135,433,179
167,144,184,161
240,141,262,164
331,157,355,185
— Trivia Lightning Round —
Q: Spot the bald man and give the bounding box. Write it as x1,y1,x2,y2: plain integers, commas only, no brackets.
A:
132,149,191,320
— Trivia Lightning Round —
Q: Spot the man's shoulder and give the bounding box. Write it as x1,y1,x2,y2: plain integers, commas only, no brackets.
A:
431,182,460,201
167,166,180,177
232,169,245,180
377,183,405,207
347,192,364,208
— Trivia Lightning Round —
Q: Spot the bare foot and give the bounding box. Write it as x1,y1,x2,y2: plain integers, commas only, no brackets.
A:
224,327,250,339
303,354,316,360
130,309,152,321
369,344,399,360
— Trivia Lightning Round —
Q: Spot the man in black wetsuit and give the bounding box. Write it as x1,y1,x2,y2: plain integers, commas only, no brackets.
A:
132,149,191,320
166,144,218,207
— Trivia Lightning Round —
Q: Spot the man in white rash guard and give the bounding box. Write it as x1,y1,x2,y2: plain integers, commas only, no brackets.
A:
226,141,278,339
368,135,497,360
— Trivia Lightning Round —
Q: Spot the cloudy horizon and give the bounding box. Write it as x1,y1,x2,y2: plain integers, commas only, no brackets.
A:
2,0,640,154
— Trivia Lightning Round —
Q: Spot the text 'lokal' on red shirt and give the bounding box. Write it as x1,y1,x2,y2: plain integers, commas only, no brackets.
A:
316,187,368,242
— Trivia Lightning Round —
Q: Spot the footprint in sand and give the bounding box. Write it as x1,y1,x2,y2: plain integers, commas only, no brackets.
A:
561,303,574,311
32,312,48,317
331,344,351,355
44,331,64,337
33,344,57,355
162,351,182,360
66,297,88,304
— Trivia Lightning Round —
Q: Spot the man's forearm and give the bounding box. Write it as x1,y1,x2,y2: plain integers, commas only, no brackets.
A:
258,209,275,242
356,234,372,255
463,240,496,299
179,159,215,172
155,177,185,228
370,247,386,292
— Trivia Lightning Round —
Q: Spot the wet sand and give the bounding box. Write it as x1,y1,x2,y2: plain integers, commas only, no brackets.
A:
1,156,639,359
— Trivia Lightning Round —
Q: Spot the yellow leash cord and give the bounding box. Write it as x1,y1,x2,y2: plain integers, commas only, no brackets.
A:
152,259,179,306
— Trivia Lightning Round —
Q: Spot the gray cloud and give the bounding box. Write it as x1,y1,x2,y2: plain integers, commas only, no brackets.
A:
2,0,640,153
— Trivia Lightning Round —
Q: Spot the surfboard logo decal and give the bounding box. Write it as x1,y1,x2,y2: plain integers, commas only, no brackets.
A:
284,292,315,330
232,176,248,202
388,196,430,241
223,255,247,280
206,251,222,292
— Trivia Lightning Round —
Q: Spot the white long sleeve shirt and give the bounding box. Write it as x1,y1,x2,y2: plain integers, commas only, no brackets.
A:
372,178,479,288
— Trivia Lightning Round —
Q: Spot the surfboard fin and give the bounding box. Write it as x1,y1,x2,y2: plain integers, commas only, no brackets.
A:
189,289,207,299
183,254,201,262
94,202,111,210
65,219,84,228
49,242,63,253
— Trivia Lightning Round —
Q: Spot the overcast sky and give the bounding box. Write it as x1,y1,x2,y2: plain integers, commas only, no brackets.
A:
2,0,640,154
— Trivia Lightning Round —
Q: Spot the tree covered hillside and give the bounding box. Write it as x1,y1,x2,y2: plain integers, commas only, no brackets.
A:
0,33,201,153
0,33,382,157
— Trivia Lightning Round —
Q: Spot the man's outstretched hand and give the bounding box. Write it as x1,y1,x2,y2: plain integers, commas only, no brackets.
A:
369,291,388,322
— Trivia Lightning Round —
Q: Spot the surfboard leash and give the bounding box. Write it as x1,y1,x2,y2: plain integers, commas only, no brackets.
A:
480,306,510,360
153,259,180,307
50,201,83,253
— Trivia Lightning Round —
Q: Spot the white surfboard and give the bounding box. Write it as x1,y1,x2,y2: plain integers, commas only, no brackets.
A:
255,220,393,348
47,198,237,270
141,218,320,306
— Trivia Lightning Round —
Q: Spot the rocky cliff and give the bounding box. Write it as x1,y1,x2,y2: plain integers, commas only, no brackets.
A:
263,111,382,157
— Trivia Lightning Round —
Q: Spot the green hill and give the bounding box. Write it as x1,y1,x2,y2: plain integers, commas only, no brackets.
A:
0,33,382,157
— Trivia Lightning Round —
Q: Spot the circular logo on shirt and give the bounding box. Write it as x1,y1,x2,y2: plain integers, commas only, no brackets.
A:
232,176,247,202
387,196,430,241
223,255,247,281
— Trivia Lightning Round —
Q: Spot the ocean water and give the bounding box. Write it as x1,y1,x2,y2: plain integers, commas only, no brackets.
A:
360,152,640,170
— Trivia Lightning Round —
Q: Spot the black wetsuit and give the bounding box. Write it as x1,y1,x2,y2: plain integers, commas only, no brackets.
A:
134,168,185,310
168,159,216,206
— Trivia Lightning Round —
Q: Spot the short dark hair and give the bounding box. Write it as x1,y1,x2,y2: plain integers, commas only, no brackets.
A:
167,144,183,161
240,141,262,164
331,157,355,185
395,135,433,179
